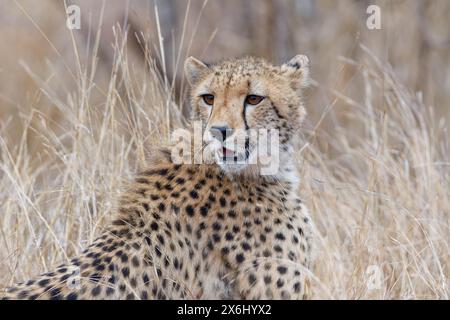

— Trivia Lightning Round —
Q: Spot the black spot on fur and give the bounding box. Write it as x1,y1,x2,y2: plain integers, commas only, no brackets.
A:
185,205,195,217
66,292,78,300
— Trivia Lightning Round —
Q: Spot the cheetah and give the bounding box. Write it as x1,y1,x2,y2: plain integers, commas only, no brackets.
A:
1,55,314,300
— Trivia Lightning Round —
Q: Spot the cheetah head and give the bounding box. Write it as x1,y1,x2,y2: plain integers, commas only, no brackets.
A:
184,55,309,177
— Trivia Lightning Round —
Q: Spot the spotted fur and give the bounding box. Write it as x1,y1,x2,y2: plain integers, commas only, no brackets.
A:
1,55,314,300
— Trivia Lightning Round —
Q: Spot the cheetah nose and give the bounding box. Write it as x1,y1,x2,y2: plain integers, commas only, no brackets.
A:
210,126,233,143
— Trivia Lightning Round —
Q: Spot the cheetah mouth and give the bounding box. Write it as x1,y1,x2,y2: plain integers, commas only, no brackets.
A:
217,139,252,164
218,147,239,162
221,147,235,158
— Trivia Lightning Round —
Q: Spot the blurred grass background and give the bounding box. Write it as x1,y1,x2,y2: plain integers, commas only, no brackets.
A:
2,0,450,154
0,0,448,299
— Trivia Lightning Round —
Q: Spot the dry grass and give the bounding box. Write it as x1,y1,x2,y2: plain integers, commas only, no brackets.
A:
300,46,449,299
0,0,448,299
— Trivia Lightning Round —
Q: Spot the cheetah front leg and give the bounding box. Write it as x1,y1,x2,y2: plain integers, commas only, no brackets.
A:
230,207,313,300
234,258,309,300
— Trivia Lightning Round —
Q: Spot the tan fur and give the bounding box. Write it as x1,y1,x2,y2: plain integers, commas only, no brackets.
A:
1,55,313,300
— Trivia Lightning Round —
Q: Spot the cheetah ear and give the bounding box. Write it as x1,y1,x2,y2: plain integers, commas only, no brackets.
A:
281,54,310,89
184,56,210,85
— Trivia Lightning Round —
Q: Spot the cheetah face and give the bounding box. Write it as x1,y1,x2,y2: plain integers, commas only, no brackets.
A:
184,55,309,176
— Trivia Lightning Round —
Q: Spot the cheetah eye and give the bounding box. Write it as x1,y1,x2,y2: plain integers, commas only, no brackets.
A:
201,94,214,106
245,95,265,106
